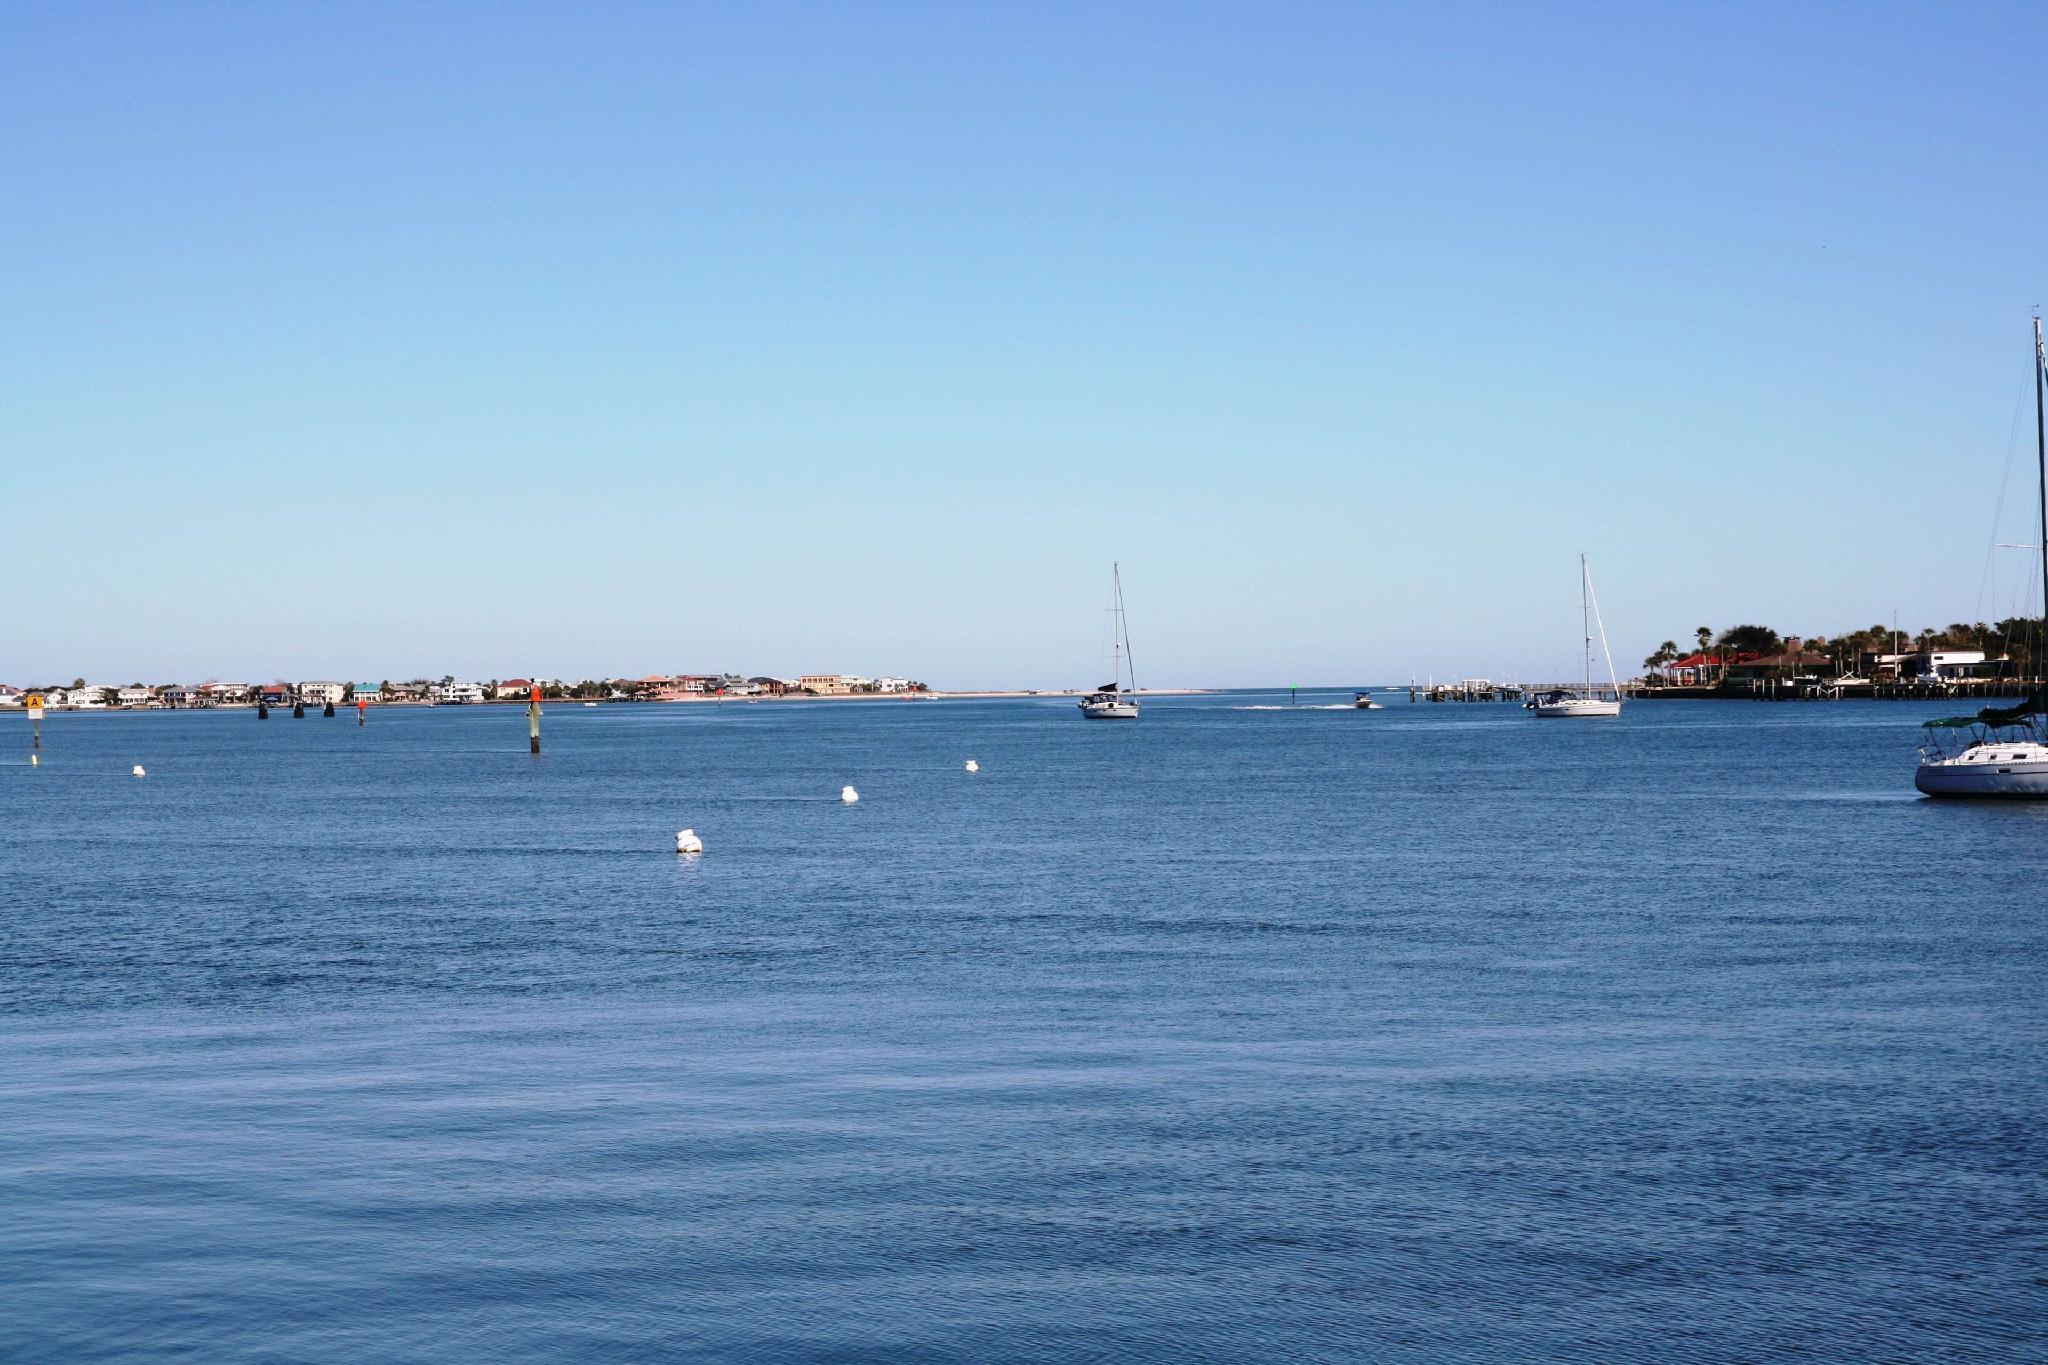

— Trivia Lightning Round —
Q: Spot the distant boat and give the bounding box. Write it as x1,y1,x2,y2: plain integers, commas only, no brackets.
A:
1079,563,1140,720
1532,555,1623,718
583,702,598,708
1353,692,1382,709
1916,316,2048,798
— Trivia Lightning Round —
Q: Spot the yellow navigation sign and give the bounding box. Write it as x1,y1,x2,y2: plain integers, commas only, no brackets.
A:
25,692,44,765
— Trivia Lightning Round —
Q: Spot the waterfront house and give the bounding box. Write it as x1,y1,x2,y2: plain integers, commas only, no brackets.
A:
116,686,157,708
353,683,382,703
800,674,852,695
161,684,203,708
494,679,532,700
1894,649,2000,681
430,680,486,705
748,677,793,695
1723,649,1835,684
1656,653,1727,687
67,686,109,709
298,682,346,706
204,682,253,706
0,685,23,708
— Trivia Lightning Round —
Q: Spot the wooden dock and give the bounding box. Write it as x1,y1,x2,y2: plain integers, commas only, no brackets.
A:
1414,681,1535,703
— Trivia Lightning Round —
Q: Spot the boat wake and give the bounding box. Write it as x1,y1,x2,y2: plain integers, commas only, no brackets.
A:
1231,704,1360,711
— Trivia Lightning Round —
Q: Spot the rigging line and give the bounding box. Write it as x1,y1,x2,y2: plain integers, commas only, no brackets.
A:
1585,559,1620,694
1117,569,1136,692
1096,573,1116,683
1974,358,2033,627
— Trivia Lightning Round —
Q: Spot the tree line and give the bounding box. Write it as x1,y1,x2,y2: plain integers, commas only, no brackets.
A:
1640,617,2046,676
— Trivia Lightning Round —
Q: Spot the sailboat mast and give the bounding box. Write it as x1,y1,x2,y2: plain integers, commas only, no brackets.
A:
1116,565,1125,686
2035,315,2046,686
1113,562,1135,692
1581,554,1592,696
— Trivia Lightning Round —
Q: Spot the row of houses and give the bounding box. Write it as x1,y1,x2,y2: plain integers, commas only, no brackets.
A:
797,674,918,695
1652,644,2011,687
0,681,357,710
573,674,922,700
0,673,930,709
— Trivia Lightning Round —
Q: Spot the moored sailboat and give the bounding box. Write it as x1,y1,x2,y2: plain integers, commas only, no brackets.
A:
1079,564,1140,719
1916,316,2048,798
1532,555,1623,717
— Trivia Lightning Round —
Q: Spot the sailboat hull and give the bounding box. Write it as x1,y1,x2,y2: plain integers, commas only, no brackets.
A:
1533,698,1621,718
1079,700,1140,719
1914,755,2048,797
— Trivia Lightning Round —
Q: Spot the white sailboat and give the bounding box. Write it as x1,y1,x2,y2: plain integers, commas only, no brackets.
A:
1915,316,2048,798
1532,554,1623,718
1079,563,1140,719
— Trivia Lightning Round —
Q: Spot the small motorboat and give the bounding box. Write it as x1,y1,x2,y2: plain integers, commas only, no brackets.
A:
1353,692,1382,709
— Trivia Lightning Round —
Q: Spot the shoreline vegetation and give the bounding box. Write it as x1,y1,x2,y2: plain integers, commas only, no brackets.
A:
1631,618,2046,698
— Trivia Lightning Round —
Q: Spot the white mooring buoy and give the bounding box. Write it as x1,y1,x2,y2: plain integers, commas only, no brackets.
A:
963,759,979,773
132,765,146,777
840,785,859,804
675,828,703,854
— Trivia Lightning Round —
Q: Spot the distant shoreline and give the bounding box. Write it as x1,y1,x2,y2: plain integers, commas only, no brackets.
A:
8,688,1216,714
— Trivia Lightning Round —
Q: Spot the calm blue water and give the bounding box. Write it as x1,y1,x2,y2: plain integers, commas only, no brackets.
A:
3,695,2044,1361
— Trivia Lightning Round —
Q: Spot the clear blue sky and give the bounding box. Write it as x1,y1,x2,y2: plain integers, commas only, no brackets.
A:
4,2,2044,688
